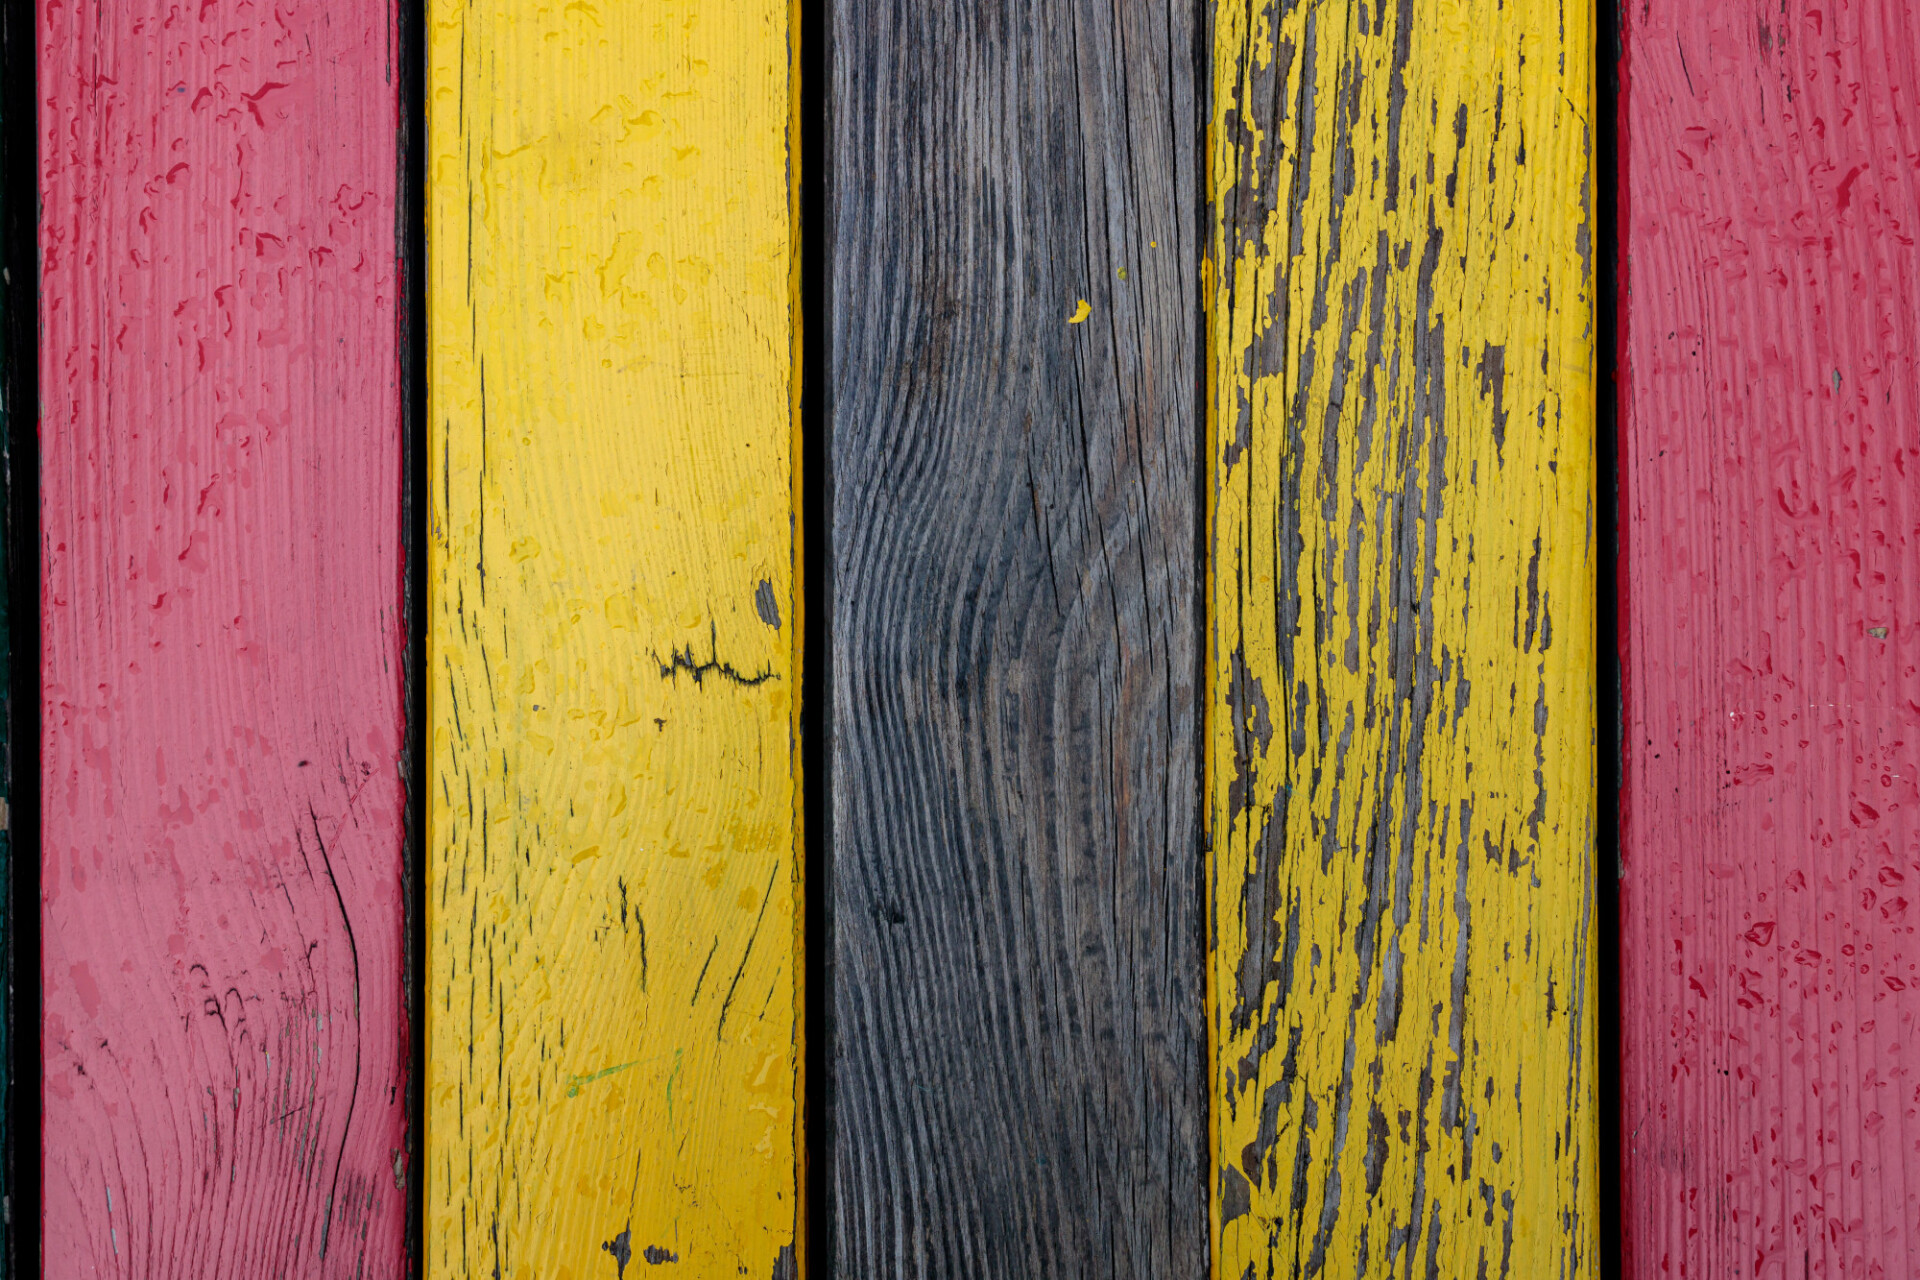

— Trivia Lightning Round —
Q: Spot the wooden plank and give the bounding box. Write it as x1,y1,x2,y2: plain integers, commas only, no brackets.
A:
1205,0,1598,1273
1619,2,1920,1273
828,1,1203,1274
422,3,801,1276
37,1,410,1274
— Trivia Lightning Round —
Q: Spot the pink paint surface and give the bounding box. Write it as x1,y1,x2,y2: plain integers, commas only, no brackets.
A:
39,1,408,1274
1622,1,1920,1275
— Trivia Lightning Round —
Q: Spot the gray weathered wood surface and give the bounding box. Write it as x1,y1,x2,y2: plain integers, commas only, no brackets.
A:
829,0,1205,1274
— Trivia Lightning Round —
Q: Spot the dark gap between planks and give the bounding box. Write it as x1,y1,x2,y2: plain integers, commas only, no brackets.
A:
399,0,431,1270
1191,0,1216,1248
800,0,836,1269
1595,1,1626,1276
3,0,39,1270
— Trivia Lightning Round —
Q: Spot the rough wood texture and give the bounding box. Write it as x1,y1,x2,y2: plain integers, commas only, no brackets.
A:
829,0,1204,1274
1620,2,1920,1274
423,2,802,1276
1206,0,1598,1273
38,1,410,1274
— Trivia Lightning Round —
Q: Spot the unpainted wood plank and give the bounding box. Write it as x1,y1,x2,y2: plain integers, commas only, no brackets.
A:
37,1,410,1273
1206,0,1598,1272
423,2,802,1276
829,0,1205,1274
1620,2,1920,1273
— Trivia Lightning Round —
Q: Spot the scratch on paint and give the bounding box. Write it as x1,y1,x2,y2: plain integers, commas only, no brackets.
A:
651,621,776,687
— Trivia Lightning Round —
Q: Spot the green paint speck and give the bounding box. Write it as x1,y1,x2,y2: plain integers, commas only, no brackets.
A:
565,1060,638,1097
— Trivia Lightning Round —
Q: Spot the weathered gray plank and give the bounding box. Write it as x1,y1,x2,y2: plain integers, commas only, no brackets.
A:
829,0,1205,1274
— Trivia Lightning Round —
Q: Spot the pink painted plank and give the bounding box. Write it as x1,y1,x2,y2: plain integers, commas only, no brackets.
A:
1620,1,1920,1275
38,2,409,1274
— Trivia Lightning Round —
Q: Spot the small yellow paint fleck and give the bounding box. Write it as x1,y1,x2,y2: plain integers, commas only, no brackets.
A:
1116,267,1128,280
1067,299,1091,324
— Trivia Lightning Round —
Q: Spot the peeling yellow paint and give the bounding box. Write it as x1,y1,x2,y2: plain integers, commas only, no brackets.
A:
426,0,799,1275
1207,0,1596,1274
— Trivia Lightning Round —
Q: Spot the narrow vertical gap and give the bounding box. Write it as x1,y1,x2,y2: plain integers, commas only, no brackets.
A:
398,0,431,1270
799,0,835,1272
2,0,38,1270
1595,1,1625,1275
1191,0,1216,1272
1,0,37,1270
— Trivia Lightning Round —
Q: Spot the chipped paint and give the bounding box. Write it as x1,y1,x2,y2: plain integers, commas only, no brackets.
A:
1206,0,1597,1273
425,0,801,1275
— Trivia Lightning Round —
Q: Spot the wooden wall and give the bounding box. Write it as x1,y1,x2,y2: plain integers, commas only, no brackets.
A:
9,0,1920,1277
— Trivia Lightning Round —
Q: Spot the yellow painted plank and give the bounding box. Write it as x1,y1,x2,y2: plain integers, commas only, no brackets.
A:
1206,1,1596,1274
425,2,801,1276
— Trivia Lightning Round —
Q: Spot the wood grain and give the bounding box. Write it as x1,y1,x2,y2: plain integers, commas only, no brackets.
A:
828,0,1204,1274
1206,0,1598,1273
37,1,410,1274
1620,2,1920,1274
423,2,802,1276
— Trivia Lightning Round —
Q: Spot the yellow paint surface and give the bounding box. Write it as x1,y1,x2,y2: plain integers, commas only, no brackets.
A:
426,1,800,1275
1207,0,1595,1274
